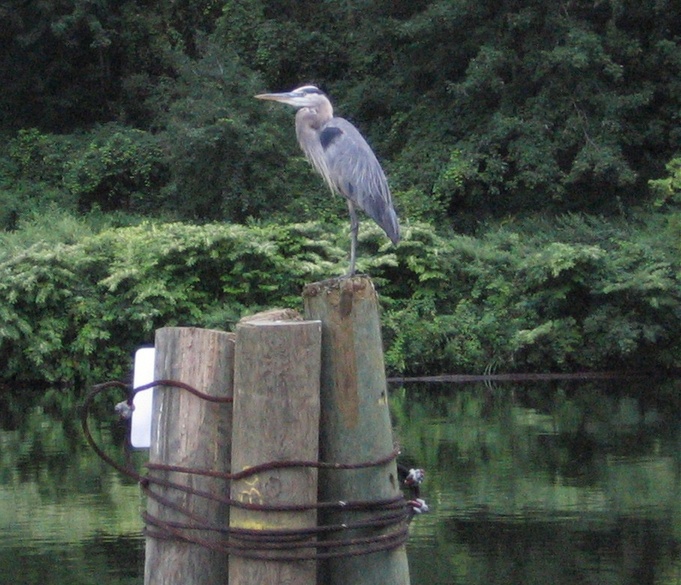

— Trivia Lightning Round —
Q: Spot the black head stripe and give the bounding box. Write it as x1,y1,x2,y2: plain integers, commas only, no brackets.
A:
296,85,324,95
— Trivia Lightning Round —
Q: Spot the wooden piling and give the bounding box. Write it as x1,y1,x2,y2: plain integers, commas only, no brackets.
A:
144,327,235,585
303,276,411,585
228,317,321,585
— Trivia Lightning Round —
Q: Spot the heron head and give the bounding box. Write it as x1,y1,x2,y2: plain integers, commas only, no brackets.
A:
255,85,327,109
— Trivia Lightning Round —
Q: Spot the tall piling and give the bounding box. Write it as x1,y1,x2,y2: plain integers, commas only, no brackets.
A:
228,316,322,585
144,327,235,585
303,276,411,585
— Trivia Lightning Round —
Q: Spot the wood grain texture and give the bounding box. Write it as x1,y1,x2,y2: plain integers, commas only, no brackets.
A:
144,327,235,585
229,319,321,585
303,276,411,585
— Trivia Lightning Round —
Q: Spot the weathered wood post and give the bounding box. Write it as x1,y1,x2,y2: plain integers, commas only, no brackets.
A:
228,314,322,585
303,276,411,585
144,327,235,585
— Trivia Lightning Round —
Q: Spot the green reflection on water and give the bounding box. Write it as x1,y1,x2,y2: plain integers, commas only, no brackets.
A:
2,380,681,585
0,404,145,585
391,380,681,585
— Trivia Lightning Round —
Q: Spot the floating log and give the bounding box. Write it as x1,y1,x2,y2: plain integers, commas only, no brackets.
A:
303,276,411,585
389,370,652,384
228,317,322,585
144,327,235,585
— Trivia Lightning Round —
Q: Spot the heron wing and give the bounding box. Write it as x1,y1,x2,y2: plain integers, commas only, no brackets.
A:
319,118,400,244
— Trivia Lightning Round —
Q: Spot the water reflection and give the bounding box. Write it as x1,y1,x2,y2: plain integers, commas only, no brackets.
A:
393,380,681,585
1,380,680,584
0,399,145,585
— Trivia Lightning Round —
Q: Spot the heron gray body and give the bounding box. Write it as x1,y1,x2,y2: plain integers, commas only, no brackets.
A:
255,85,400,275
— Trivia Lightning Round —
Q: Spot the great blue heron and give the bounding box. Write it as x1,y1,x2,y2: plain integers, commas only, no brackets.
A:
255,85,400,275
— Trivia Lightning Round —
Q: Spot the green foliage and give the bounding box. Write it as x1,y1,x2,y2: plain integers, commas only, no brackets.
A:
357,1,679,218
1,2,112,129
0,130,78,229
7,129,78,185
2,1,681,388
1,126,168,229
2,212,681,388
215,0,344,89
0,208,95,262
650,155,681,208
0,0,183,131
0,218,345,386
382,213,681,374
8,129,48,177
63,124,168,213
3,1,680,226
154,43,324,222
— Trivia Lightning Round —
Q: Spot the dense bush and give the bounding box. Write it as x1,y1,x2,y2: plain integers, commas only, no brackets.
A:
0,218,356,386
63,124,168,213
1,212,680,390
650,155,681,209
382,213,681,375
1,125,169,229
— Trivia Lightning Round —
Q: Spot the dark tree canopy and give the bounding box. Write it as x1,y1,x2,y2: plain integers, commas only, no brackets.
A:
1,0,680,225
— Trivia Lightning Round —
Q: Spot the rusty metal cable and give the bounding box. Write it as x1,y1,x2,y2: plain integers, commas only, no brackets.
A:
81,379,414,561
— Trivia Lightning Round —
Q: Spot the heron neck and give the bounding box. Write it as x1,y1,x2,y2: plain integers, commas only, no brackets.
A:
297,101,333,130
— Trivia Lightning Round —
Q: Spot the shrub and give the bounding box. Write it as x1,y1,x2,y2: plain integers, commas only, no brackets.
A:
63,124,168,213
650,155,681,209
2,213,681,390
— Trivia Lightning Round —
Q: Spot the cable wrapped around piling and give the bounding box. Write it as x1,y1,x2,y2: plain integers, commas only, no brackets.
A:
82,380,413,561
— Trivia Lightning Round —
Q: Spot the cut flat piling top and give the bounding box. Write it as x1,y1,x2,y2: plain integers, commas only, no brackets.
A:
238,308,303,323
144,327,235,585
229,317,321,585
302,275,376,300
302,274,410,585
303,275,386,434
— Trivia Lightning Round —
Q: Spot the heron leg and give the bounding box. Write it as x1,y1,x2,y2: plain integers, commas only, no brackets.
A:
347,200,358,276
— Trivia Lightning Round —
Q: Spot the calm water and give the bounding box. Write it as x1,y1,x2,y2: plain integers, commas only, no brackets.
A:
1,380,680,585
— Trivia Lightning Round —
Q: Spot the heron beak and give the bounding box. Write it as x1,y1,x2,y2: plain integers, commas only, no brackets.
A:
254,92,299,103
255,91,307,108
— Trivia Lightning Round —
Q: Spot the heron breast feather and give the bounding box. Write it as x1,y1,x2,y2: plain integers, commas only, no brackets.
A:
319,126,344,150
